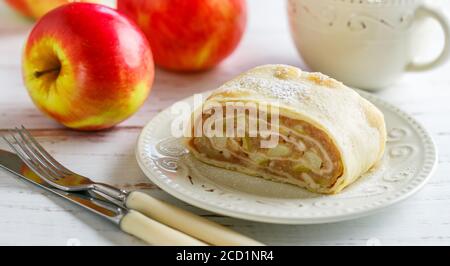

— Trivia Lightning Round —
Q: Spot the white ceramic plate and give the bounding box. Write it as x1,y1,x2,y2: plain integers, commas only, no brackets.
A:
135,90,437,224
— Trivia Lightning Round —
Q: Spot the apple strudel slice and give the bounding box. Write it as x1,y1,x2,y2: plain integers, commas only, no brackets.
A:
184,64,386,194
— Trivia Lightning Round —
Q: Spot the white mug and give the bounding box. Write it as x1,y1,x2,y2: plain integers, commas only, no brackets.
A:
287,0,450,90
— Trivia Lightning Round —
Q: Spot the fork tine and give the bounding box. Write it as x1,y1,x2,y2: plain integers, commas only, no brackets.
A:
16,127,65,178
2,133,59,182
9,130,57,179
20,126,71,174
9,129,61,182
13,128,61,180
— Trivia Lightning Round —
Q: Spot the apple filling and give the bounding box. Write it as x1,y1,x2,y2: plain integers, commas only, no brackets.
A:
189,114,344,188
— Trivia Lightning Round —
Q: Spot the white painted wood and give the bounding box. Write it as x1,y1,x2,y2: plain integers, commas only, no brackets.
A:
0,0,449,245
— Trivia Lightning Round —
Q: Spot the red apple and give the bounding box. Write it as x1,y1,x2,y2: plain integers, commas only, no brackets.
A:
117,0,247,72
22,3,154,130
5,0,100,19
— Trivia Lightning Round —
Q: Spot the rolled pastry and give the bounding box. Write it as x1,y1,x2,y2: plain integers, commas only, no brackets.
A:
185,65,386,194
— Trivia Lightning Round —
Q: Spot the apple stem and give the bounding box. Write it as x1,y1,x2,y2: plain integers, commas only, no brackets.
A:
34,67,61,78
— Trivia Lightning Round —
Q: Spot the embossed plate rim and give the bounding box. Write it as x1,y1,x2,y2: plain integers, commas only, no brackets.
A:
135,90,438,224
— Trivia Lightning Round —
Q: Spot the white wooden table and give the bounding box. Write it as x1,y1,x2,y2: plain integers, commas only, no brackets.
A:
0,0,449,246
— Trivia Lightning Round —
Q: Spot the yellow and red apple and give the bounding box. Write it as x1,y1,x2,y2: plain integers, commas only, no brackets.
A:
22,3,154,131
117,0,247,72
5,0,100,19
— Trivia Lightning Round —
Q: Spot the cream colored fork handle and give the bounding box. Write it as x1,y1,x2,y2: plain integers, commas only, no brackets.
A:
120,210,207,246
126,191,264,246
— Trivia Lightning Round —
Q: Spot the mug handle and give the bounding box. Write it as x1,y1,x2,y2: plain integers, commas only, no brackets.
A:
406,5,450,72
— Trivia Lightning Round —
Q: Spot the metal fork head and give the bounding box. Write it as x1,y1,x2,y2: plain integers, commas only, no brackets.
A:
2,126,94,191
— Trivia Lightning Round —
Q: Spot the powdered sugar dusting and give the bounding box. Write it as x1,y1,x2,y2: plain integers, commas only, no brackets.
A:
224,76,313,103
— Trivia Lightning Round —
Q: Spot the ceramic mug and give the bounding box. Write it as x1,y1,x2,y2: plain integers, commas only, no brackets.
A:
287,0,450,90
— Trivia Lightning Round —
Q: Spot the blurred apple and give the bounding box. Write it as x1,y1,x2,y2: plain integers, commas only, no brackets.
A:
5,0,100,19
117,0,247,72
22,3,154,130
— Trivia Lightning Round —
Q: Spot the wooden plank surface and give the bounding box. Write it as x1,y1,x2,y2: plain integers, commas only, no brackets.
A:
0,0,449,245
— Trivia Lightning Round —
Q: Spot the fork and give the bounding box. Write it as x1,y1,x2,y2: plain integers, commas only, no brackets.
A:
3,126,129,207
2,126,263,246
